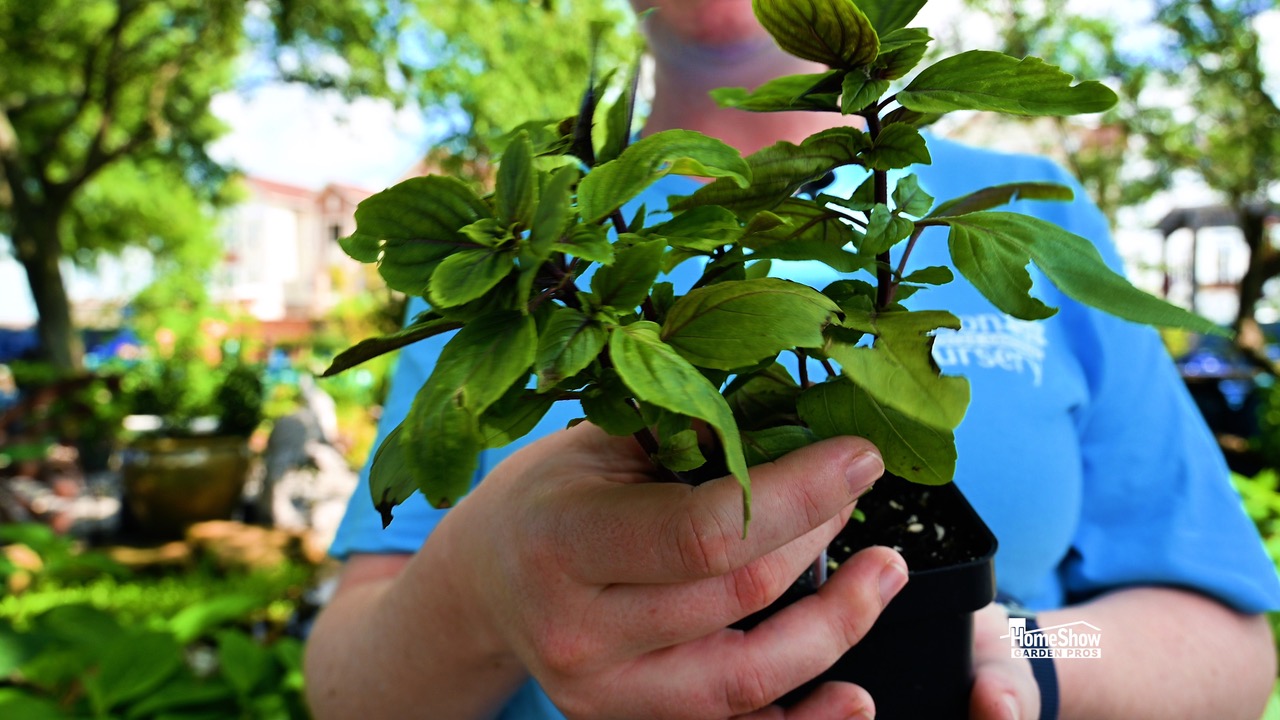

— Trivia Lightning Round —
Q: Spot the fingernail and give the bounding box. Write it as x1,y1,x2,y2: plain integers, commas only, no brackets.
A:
846,451,884,495
877,559,908,606
847,710,873,720
1003,694,1020,720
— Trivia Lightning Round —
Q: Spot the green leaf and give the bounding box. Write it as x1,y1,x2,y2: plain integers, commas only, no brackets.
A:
496,130,537,226
168,594,263,644
741,426,817,466
428,247,516,308
535,307,608,390
649,281,676,320
645,206,743,251
845,174,877,211
862,204,915,255
901,265,954,285
599,63,640,165
828,310,970,431
798,378,956,485
856,0,928,36
88,631,183,711
876,28,931,80
216,631,275,699
655,429,707,472
479,386,556,447
926,181,1074,218
577,130,749,223
427,310,538,420
842,73,891,114
459,218,512,247
936,212,1222,333
883,106,942,128
860,123,931,171
322,315,462,377
891,174,934,217
406,312,538,508
0,623,39,678
752,0,880,69
344,177,492,295
561,225,615,264
823,278,877,310
661,278,841,370
899,51,1118,116
123,678,236,719
529,166,580,259
741,199,867,273
368,424,419,528
0,689,67,720
591,239,666,308
610,322,751,523
711,71,843,113
581,374,646,436
744,260,772,280
726,363,802,430
673,128,871,218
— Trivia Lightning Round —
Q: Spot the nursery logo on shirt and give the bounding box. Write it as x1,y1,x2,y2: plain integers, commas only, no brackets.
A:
933,314,1048,386
1002,618,1103,659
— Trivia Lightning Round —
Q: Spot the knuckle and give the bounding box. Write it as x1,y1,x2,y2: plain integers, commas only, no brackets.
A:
722,662,776,716
728,557,784,616
533,626,595,677
670,506,736,578
832,594,879,648
795,484,831,530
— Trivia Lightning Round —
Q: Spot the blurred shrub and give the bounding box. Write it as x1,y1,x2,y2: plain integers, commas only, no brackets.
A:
1257,381,1280,472
0,525,316,718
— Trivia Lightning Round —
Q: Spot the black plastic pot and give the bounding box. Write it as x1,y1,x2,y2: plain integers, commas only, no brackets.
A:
740,473,998,719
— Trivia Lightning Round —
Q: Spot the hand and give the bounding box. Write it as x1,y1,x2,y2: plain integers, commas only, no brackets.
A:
431,422,906,720
969,604,1041,720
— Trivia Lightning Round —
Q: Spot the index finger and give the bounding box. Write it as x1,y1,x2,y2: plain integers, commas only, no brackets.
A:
553,432,884,585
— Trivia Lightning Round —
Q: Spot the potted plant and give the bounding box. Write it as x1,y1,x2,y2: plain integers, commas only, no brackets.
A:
119,353,265,538
325,0,1219,715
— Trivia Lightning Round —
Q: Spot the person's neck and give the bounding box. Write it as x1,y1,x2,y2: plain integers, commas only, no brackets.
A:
640,44,860,156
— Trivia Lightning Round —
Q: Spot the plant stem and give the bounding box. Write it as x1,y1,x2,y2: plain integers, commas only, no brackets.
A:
863,111,893,311
820,357,837,379
609,209,630,236
796,349,810,388
622,398,687,484
641,296,659,322
887,226,927,305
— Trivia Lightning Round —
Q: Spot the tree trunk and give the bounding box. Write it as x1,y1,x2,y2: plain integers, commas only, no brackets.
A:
1232,203,1278,376
1234,205,1268,330
11,207,82,372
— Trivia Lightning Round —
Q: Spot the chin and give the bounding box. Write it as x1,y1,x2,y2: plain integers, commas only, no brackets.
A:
642,0,771,47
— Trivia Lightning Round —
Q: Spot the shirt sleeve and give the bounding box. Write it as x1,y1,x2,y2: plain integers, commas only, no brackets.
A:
1030,161,1280,613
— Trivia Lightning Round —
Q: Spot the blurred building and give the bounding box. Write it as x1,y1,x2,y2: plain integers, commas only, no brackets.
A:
214,177,376,343
1156,202,1280,325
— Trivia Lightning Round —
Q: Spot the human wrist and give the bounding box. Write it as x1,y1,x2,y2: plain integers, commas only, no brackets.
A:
423,509,524,669
1000,599,1059,720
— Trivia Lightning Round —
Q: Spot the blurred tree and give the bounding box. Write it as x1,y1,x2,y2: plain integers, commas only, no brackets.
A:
411,0,639,179
1145,0,1279,370
0,0,408,371
947,0,1279,370
941,0,1160,223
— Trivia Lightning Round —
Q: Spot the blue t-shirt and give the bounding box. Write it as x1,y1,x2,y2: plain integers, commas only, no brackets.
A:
329,135,1280,719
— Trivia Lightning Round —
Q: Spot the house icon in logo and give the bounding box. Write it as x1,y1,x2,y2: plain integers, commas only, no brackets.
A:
1000,619,1103,640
